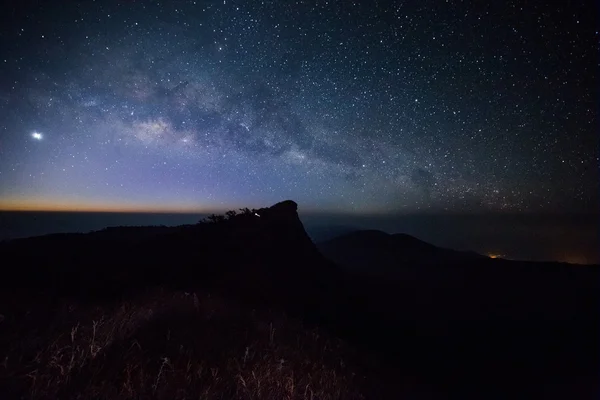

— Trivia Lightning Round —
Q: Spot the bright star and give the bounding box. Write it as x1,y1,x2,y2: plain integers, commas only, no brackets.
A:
31,132,43,140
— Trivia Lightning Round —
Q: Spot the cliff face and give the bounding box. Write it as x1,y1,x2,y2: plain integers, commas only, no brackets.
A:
200,200,338,310
226,200,326,269
257,200,315,248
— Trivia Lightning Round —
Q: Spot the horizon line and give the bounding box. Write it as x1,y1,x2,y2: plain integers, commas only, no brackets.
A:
1,205,598,217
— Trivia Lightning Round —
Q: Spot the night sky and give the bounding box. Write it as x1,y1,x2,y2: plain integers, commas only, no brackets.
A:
0,0,597,213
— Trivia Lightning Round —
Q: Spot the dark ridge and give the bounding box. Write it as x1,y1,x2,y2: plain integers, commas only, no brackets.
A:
317,229,485,275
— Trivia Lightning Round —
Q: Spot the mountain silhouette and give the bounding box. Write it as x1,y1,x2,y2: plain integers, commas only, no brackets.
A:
318,229,485,275
1,200,337,306
0,201,598,399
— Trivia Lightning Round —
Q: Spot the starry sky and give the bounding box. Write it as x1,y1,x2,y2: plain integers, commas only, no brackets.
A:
0,0,597,213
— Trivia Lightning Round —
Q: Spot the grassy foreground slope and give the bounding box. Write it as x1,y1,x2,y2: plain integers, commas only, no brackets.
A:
1,289,368,399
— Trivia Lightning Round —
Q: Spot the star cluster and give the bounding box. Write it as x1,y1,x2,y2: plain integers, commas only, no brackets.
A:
0,0,596,213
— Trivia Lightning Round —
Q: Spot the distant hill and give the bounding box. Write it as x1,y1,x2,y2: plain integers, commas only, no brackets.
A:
318,229,485,275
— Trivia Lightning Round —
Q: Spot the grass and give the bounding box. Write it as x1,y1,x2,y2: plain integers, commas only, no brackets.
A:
1,289,365,399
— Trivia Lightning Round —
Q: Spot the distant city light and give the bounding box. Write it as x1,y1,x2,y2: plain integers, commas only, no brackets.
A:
487,253,503,259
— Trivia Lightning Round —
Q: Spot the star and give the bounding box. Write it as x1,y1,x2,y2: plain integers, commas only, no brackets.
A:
0,0,594,219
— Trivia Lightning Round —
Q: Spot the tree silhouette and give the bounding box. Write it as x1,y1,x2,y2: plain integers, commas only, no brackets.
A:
225,210,237,220
197,208,260,225
206,214,225,224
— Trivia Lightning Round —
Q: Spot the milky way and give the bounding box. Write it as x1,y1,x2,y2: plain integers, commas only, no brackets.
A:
0,1,596,213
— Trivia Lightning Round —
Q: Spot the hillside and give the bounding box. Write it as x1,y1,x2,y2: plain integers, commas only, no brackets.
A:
0,201,598,399
317,229,485,275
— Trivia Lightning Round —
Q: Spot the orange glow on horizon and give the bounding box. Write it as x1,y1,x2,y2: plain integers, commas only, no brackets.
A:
560,255,589,265
0,198,220,214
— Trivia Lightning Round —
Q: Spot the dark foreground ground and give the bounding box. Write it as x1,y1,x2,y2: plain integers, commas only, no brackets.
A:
0,201,598,399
